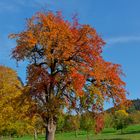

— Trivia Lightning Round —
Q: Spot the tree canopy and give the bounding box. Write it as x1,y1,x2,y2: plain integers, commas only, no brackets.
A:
10,11,127,140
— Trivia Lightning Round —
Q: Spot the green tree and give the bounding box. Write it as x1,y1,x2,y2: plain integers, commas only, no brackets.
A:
104,113,113,128
113,110,130,134
80,113,94,139
63,114,80,135
56,113,65,133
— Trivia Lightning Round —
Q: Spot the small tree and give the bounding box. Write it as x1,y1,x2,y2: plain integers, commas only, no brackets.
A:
104,113,113,128
113,110,130,134
63,114,80,136
80,113,95,139
56,112,65,133
129,111,140,124
70,115,80,137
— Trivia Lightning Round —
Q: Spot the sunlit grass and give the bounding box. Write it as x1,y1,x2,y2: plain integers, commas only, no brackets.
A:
2,124,140,140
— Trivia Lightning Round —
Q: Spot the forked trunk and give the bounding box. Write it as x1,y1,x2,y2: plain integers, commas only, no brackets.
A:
45,119,56,140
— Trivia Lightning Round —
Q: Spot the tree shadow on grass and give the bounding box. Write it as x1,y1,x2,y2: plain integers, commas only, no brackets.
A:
102,129,140,135
113,129,140,135
102,130,116,134
98,138,131,140
122,130,140,135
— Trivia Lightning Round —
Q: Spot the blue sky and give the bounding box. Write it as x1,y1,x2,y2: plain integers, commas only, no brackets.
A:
0,0,140,102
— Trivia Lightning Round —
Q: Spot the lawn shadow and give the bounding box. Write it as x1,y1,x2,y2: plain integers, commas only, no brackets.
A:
98,138,131,140
123,130,140,135
102,131,116,134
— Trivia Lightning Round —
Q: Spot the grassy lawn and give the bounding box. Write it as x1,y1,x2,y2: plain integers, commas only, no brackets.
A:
56,126,140,140
2,124,140,140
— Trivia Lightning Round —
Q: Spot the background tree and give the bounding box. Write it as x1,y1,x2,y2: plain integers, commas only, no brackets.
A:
63,114,80,137
56,112,65,133
71,115,80,137
94,113,104,134
104,113,113,128
16,88,45,139
113,110,130,134
26,115,44,140
80,113,95,140
10,11,127,140
0,65,43,139
129,111,140,125
0,66,22,138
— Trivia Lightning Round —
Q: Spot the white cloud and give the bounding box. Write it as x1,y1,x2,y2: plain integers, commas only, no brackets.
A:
105,36,140,45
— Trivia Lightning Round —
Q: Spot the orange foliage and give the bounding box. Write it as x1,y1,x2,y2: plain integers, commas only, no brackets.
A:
10,11,128,132
95,113,104,134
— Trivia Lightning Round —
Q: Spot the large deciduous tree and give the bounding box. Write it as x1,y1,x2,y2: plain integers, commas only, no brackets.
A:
10,11,127,140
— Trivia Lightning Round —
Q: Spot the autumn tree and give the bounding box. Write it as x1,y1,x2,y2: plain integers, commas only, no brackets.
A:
10,11,127,140
15,88,45,139
129,111,140,124
0,66,22,137
70,115,80,137
25,115,44,140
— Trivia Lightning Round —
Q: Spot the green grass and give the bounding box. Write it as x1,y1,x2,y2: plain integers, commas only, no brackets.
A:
2,124,140,140
56,128,140,140
56,124,140,140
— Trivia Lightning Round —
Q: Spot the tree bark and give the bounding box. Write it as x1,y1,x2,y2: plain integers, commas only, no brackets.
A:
45,119,56,140
0,136,3,140
86,131,89,140
121,128,123,134
75,130,77,138
34,129,38,140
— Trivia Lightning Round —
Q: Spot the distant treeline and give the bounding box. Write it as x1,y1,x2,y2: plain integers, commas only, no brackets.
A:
128,99,140,112
106,98,140,113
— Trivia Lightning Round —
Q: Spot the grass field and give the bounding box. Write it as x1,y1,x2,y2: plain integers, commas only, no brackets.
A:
2,124,140,140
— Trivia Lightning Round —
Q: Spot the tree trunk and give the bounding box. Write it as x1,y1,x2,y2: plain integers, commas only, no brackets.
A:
9,135,12,140
34,129,38,140
121,128,123,134
86,131,89,140
45,119,56,140
75,130,77,138
0,136,3,140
